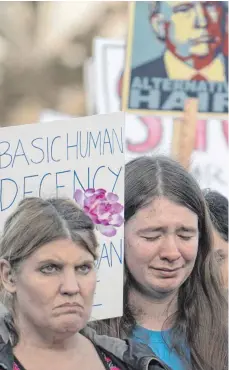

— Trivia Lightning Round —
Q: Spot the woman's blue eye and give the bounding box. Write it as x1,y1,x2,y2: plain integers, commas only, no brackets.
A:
40,264,59,274
78,264,93,274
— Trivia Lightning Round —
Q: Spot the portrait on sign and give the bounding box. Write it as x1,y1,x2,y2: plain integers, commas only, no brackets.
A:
123,1,228,117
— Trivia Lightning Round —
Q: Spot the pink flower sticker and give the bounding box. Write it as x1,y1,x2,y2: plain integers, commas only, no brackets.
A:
74,188,124,237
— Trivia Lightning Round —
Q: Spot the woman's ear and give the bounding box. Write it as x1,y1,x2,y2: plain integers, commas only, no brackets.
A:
0,259,16,294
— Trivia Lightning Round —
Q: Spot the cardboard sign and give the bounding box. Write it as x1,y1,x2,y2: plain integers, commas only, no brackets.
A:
122,2,228,118
92,37,228,197
0,112,125,321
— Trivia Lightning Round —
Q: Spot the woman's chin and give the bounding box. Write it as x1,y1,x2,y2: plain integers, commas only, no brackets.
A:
53,316,87,334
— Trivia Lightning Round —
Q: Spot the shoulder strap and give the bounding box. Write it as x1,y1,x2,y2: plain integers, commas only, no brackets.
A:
97,346,130,370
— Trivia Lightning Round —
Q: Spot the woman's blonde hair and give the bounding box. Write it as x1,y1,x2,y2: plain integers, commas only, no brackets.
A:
0,196,98,344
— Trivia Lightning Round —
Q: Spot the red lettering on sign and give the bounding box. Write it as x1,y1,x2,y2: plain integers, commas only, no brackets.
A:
127,119,228,153
127,116,163,153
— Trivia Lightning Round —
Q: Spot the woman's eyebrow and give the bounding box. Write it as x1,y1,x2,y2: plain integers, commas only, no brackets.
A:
176,226,198,233
137,227,166,234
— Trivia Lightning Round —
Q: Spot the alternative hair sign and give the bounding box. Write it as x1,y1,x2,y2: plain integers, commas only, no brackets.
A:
0,112,125,321
93,37,228,197
122,2,228,118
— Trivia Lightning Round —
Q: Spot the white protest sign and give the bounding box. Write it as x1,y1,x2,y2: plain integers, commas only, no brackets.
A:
93,38,229,197
39,109,74,123
0,112,125,321
84,57,96,116
94,38,124,115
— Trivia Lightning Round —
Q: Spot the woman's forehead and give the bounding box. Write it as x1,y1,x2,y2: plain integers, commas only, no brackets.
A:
23,239,94,264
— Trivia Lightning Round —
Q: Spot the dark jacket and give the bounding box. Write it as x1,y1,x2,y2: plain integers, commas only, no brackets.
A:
131,57,168,80
0,319,171,370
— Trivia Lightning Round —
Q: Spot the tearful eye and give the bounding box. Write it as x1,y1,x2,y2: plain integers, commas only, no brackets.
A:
40,264,59,274
142,235,161,242
178,235,192,241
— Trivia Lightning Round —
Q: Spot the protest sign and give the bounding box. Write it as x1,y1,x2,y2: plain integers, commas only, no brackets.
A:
94,38,125,114
122,2,228,118
0,112,125,321
93,37,228,197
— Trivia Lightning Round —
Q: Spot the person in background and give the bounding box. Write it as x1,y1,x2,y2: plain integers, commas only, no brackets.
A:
203,189,228,289
0,197,170,370
92,156,228,370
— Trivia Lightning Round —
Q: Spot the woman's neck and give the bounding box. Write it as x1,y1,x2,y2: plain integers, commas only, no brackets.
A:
14,319,82,352
128,286,178,331
13,332,96,370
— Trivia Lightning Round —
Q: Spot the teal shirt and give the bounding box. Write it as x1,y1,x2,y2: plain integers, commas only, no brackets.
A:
132,325,189,370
